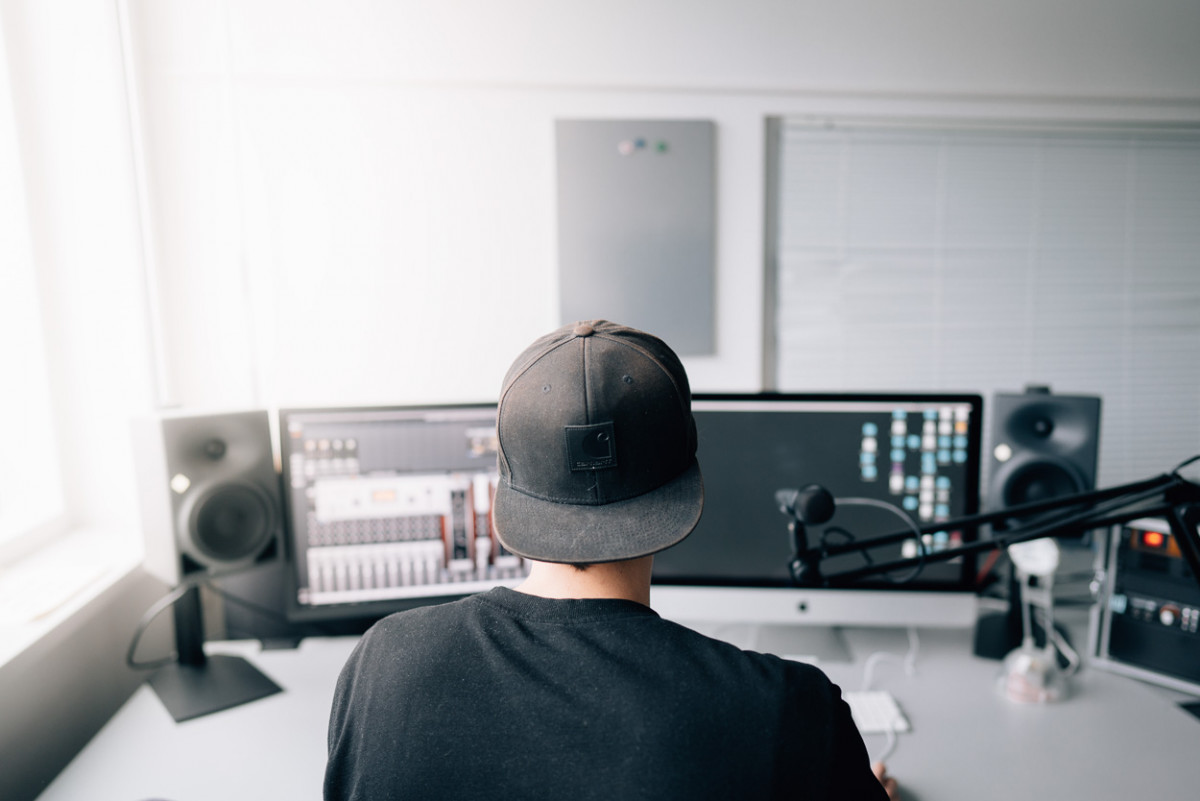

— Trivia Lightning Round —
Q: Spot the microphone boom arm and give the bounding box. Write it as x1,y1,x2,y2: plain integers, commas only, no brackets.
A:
784,472,1200,588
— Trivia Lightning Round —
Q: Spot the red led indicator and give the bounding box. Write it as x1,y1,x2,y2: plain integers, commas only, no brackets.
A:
1142,530,1166,548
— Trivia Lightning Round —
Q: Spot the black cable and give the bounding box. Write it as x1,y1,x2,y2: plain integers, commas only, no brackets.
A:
206,582,292,625
125,576,202,671
832,497,928,584
125,561,302,671
1171,453,1200,481
820,527,874,565
207,582,346,639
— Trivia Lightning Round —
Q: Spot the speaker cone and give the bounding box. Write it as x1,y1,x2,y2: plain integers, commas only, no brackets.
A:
187,483,275,567
1002,461,1084,508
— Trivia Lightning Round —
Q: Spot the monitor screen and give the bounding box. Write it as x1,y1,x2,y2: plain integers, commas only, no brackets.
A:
653,393,983,590
279,404,526,623
276,393,983,634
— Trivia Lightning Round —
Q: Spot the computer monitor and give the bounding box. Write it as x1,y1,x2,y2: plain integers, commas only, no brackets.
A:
650,393,984,660
278,404,527,623
277,395,984,655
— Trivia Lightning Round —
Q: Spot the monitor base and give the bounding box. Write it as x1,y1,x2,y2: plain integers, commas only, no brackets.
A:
754,623,852,663
677,619,853,663
149,654,282,722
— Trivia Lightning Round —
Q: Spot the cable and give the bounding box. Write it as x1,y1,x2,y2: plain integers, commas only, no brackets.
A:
820,527,874,565
1034,606,1082,678
1170,453,1200,478
125,576,203,671
125,561,312,671
854,627,919,763
876,728,899,763
903,626,919,676
835,497,928,584
975,548,1003,586
860,626,920,691
177,578,346,642
206,582,292,625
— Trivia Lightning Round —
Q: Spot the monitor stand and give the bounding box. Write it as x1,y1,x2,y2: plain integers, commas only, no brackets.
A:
149,654,282,723
754,624,852,663
148,583,283,722
682,620,853,664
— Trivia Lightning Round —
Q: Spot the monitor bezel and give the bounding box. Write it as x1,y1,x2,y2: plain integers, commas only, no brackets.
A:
652,390,985,593
274,391,985,626
277,402,501,624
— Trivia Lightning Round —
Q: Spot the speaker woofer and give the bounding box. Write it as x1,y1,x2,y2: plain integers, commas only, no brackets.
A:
999,460,1086,508
181,481,276,572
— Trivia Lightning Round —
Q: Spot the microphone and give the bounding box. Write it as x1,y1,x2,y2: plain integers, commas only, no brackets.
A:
777,485,952,587
776,484,836,525
777,484,836,586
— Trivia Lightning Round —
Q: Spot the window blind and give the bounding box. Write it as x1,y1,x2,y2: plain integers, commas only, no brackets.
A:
768,118,1200,487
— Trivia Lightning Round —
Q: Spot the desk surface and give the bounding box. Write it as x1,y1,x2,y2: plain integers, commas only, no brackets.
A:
38,621,1199,801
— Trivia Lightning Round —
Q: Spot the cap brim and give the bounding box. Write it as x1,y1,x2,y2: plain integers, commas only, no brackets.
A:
492,459,704,564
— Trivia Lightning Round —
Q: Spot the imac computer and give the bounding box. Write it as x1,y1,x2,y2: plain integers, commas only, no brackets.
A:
650,393,984,661
277,394,983,661
278,404,528,624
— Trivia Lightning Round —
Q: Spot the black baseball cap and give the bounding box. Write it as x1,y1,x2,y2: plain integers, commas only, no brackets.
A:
492,320,704,563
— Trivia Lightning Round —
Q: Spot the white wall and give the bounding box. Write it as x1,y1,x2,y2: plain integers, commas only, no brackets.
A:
125,0,1200,411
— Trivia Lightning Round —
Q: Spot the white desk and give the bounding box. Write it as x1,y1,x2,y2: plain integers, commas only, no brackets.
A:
38,625,1199,801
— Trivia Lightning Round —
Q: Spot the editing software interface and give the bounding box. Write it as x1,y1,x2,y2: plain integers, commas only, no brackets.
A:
653,394,983,589
279,405,527,621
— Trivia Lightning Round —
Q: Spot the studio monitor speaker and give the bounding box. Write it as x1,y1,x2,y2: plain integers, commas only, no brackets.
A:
132,410,282,586
975,387,1102,660
987,387,1102,518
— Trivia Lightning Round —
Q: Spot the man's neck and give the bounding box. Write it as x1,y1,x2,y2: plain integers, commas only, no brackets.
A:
514,555,654,607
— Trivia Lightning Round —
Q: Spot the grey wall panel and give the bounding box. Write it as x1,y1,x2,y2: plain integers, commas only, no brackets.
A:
556,119,716,356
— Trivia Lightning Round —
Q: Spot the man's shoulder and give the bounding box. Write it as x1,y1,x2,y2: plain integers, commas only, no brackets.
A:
650,615,834,687
364,592,482,639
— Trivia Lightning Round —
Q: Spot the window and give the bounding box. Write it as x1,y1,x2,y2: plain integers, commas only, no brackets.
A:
767,117,1200,487
0,26,66,562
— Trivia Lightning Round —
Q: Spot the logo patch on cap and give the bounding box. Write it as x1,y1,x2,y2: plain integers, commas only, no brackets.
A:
565,422,617,471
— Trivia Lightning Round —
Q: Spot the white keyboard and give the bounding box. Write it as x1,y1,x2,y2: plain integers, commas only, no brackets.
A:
843,690,911,734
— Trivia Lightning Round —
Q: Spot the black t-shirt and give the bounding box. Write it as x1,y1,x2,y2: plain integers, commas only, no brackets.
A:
325,587,886,801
